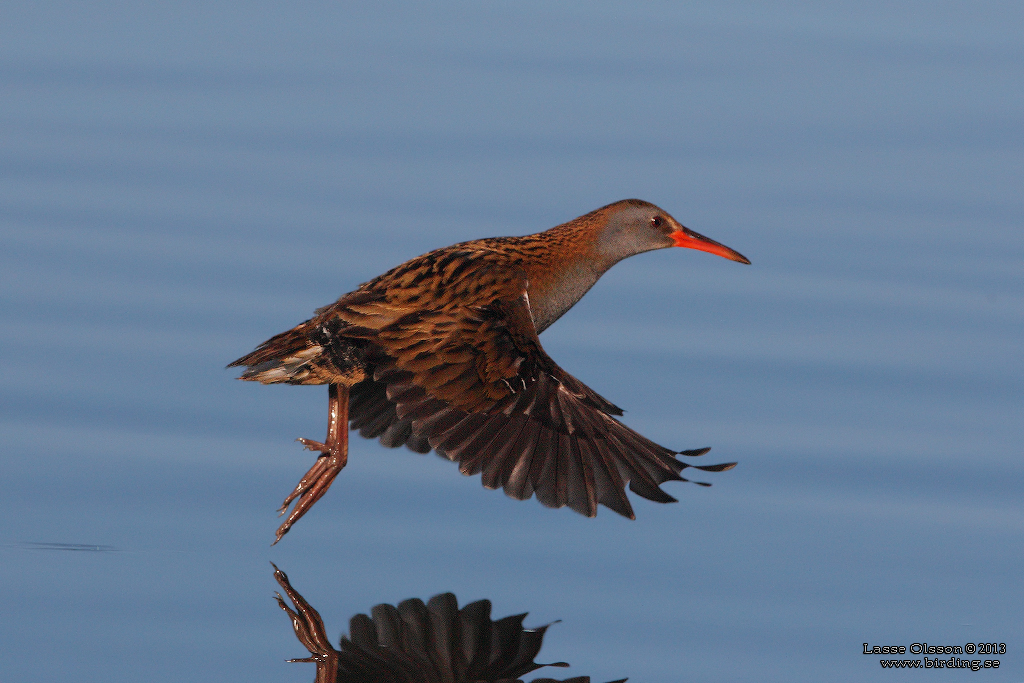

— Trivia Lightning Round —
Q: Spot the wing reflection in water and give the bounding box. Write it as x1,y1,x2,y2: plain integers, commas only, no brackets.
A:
272,564,627,683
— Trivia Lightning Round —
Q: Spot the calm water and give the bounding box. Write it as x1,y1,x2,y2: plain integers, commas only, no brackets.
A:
2,2,1022,682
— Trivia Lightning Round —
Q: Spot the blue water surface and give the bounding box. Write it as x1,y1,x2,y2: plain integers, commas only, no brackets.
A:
1,2,1021,682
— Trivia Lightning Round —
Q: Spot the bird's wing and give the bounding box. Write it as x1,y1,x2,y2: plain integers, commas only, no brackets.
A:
342,271,733,519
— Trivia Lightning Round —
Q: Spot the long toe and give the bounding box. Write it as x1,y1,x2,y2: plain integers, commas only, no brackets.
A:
273,458,344,544
277,454,332,515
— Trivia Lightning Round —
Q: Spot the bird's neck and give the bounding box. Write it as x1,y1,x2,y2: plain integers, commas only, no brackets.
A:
518,221,613,333
526,259,606,333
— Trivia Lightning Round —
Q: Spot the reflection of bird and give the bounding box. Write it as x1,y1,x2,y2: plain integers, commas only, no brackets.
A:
231,200,748,542
272,564,627,683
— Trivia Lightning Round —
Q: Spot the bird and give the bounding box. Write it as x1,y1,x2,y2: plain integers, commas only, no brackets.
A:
272,563,628,683
230,199,749,543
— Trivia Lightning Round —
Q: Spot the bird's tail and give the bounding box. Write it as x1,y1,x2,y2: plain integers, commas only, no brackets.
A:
228,320,326,384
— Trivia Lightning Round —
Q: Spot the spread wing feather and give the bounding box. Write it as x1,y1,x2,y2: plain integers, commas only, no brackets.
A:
337,272,734,518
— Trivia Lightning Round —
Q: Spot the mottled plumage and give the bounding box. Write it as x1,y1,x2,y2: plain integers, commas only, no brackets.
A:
272,564,627,683
231,199,749,542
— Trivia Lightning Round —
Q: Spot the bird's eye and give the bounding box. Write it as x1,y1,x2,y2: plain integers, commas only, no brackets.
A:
651,216,665,228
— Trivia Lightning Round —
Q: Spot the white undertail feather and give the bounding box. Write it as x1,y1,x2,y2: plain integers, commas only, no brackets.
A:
243,345,324,384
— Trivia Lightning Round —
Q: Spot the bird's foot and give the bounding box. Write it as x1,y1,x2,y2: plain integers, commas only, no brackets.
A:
273,437,348,545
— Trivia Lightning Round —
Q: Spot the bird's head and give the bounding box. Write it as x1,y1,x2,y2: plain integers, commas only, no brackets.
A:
593,199,750,266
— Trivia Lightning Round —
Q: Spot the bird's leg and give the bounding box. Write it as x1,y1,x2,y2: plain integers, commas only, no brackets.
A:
274,383,349,544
